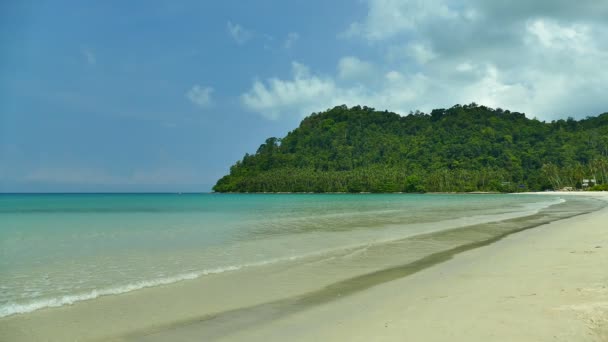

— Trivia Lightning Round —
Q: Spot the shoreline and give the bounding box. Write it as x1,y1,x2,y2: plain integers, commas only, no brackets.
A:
0,195,561,320
1,193,606,341
208,192,608,341
212,191,607,195
0,195,563,318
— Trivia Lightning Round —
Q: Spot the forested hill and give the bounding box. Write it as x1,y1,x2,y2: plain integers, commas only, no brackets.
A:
214,104,608,193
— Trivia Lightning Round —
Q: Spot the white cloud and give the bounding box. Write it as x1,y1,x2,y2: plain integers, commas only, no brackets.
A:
406,42,437,64
459,65,529,110
341,0,608,119
242,1,608,121
525,19,591,53
241,62,341,119
343,0,460,41
283,32,300,49
186,85,214,108
456,62,474,72
241,60,441,119
227,21,252,45
337,56,375,80
241,49,608,121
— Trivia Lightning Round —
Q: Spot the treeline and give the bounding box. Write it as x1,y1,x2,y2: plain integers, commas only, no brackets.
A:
214,103,608,193
219,167,520,193
541,160,608,190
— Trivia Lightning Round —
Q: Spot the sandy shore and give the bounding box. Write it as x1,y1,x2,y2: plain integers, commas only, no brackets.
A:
1,192,606,341
209,192,607,341
132,192,605,342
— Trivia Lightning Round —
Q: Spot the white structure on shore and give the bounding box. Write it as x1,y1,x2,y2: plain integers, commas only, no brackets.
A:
582,179,597,188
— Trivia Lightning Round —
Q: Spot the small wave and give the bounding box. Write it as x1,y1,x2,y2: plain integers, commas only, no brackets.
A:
0,249,343,318
517,197,565,213
0,260,281,318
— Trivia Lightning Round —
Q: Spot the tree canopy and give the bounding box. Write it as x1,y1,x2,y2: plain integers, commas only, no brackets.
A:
214,104,608,193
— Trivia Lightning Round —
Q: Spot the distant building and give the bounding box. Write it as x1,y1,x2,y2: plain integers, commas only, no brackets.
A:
582,179,597,188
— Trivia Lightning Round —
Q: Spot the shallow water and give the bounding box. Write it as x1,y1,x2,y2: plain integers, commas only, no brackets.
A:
0,193,586,317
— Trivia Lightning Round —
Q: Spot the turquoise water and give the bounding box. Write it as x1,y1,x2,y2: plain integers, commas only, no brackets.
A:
0,193,564,317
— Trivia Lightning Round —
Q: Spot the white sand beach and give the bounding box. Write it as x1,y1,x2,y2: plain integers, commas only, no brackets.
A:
216,192,608,341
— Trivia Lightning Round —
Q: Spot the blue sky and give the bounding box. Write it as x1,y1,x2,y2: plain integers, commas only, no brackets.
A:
2,0,608,192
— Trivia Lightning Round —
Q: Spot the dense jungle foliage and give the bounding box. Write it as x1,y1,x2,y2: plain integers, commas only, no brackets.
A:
214,103,608,193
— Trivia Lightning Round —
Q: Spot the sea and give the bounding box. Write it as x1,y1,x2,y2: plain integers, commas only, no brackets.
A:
0,193,602,318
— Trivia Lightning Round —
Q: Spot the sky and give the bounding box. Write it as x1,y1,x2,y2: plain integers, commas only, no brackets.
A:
1,0,608,192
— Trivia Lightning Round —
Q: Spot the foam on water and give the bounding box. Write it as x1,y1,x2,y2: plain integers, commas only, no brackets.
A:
0,259,289,318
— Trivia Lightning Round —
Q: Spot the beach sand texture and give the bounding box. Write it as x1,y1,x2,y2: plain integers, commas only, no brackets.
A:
216,192,608,342
133,193,608,342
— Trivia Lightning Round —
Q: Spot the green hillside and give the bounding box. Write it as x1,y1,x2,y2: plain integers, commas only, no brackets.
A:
214,103,608,193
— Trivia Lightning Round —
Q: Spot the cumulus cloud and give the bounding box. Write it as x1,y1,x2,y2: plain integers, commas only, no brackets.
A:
241,62,341,119
241,60,449,119
406,43,437,65
345,0,608,43
227,21,252,45
244,0,608,120
186,85,213,108
337,56,375,80
526,19,591,52
343,0,460,41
